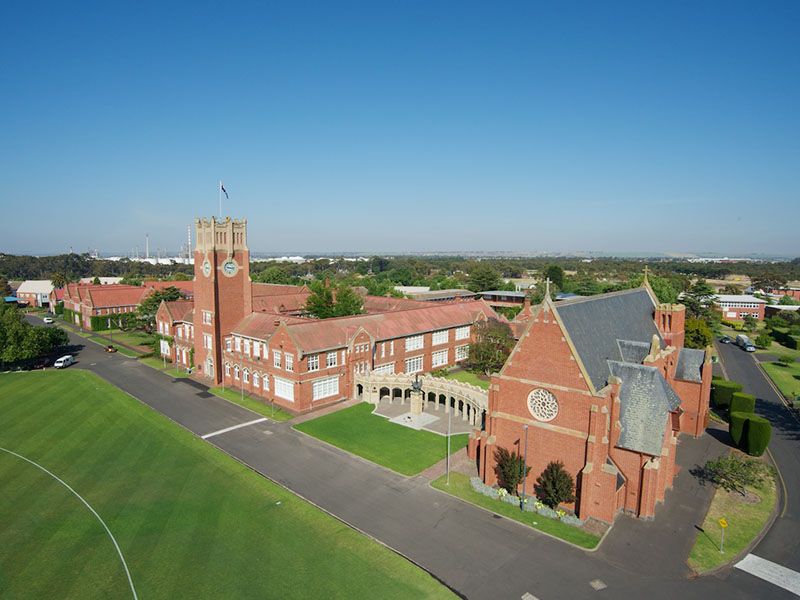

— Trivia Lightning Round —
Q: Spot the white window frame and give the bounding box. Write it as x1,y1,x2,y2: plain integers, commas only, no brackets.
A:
235,337,242,352
273,350,281,369
308,354,319,372
405,355,423,374
432,349,448,368
253,341,260,358
455,345,469,361
374,363,394,375
326,352,337,368
405,335,424,352
432,330,449,346
243,339,250,355
262,373,269,390
274,377,294,402
253,372,260,388
234,365,240,380
455,326,470,340
226,338,232,352
285,353,294,372
203,333,212,350
312,376,339,401
225,363,231,376
243,369,250,384
202,310,212,325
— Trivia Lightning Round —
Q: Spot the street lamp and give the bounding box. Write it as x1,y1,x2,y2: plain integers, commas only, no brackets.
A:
446,399,452,485
521,424,529,512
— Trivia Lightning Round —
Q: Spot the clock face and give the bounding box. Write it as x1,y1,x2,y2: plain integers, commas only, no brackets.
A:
223,260,237,276
202,261,211,277
527,388,559,422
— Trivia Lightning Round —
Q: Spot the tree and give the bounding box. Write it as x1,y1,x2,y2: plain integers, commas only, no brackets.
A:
92,276,101,285
721,284,742,295
544,265,565,290
137,286,185,329
50,273,67,290
779,294,800,306
467,265,502,293
305,282,335,319
684,318,713,349
0,277,11,297
333,285,364,317
754,331,772,349
254,266,292,285
703,453,773,497
493,447,531,495
682,280,717,321
742,314,758,333
466,319,515,376
751,272,787,292
778,354,795,366
535,461,577,509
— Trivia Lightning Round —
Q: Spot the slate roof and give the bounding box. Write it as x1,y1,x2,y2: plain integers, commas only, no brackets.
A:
608,361,682,456
675,347,705,383
617,340,651,364
555,288,662,391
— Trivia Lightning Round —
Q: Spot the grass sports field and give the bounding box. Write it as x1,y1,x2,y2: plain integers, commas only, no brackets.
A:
293,403,468,475
0,371,455,599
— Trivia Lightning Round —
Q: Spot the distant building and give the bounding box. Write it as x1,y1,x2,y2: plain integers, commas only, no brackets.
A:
714,294,766,321
479,290,528,307
79,277,124,285
16,280,54,307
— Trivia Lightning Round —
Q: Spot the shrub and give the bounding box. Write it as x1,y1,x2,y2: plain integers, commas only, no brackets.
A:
730,392,756,414
561,514,583,526
745,416,771,457
729,411,750,447
755,331,772,349
711,380,743,409
704,453,773,496
535,461,576,509
493,447,531,494
778,354,796,366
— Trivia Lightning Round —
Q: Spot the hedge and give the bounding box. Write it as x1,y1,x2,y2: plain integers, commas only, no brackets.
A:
745,416,771,456
730,392,756,414
711,380,743,409
771,327,800,350
729,411,750,446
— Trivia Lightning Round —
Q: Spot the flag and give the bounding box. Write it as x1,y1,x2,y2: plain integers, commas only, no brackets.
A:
220,182,229,199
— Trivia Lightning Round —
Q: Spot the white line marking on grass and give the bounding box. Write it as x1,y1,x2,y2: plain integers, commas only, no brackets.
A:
201,418,268,439
736,554,800,597
0,447,138,600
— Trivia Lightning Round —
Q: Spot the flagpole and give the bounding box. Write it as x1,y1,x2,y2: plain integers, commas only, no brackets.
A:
219,180,222,219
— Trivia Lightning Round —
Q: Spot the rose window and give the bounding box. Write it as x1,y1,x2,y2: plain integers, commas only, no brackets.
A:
527,388,559,422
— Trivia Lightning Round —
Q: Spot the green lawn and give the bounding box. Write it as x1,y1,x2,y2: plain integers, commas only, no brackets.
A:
293,403,468,475
105,330,156,348
762,361,800,400
208,386,294,422
444,370,490,390
88,337,143,358
0,371,455,599
138,355,191,376
688,475,776,572
431,473,600,549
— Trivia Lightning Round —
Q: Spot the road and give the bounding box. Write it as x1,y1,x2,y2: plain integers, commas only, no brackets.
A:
23,317,799,599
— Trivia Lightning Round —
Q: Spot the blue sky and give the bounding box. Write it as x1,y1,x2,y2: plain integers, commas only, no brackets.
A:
1,1,798,256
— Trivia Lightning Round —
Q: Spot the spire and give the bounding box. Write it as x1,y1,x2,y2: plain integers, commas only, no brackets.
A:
643,265,650,286
545,277,551,299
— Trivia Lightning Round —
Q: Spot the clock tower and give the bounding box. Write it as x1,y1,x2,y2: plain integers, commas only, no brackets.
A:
193,216,253,384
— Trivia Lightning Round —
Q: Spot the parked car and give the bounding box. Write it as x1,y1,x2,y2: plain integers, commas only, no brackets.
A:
54,355,74,368
719,336,731,344
33,358,51,369
105,345,117,353
43,316,54,324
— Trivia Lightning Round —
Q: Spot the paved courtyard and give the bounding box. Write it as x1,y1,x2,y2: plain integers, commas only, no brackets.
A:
372,397,476,436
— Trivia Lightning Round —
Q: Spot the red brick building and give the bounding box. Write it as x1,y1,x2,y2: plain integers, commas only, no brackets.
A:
62,283,153,329
714,294,767,321
469,284,712,522
155,216,500,412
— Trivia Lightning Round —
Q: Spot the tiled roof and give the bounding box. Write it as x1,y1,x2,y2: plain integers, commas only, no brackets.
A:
253,292,310,314
232,299,497,354
675,347,705,383
86,286,150,308
145,280,194,295
252,282,308,297
608,361,681,456
163,300,194,322
555,288,661,391
362,295,431,313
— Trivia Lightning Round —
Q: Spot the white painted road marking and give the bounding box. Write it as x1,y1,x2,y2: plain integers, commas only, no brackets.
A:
201,418,268,440
736,554,800,597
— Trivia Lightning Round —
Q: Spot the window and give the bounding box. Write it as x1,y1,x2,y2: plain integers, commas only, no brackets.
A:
253,341,260,358
455,345,469,361
226,338,232,352
308,354,319,372
253,372,260,387
313,376,339,401
432,349,448,368
390,340,394,355
374,363,394,375
202,310,212,325
432,330,449,346
273,350,281,369
326,352,337,368
225,363,231,376
235,337,242,352
243,369,250,384
274,377,294,402
285,353,294,371
405,355,423,374
455,326,470,340
160,339,170,355
203,334,212,350
262,373,269,390
405,335,424,352
243,339,250,355
381,343,386,358
234,365,240,380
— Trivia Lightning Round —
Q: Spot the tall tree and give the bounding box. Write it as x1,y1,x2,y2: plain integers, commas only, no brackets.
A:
544,265,565,290
467,265,502,292
535,461,577,509
50,273,67,290
684,318,713,349
682,280,717,321
137,286,185,329
466,318,515,375
333,285,364,317
305,282,335,319
493,447,531,495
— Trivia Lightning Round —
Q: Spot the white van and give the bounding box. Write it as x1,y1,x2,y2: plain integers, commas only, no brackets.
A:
54,355,74,369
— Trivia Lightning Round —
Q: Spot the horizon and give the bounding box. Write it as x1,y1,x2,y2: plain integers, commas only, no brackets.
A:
2,2,798,256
